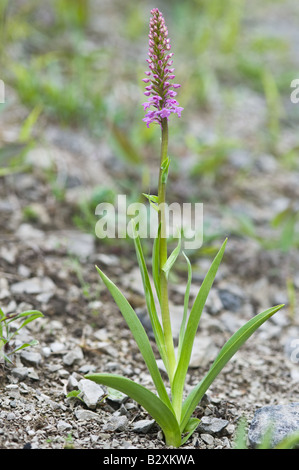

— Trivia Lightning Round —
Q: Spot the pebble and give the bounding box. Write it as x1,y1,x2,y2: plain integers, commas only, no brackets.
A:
205,288,223,315
200,433,215,445
20,351,42,366
78,379,105,409
67,374,80,391
15,223,44,240
197,417,229,435
50,342,66,354
11,277,56,295
218,288,244,312
248,403,299,448
132,419,155,434
102,415,128,432
57,420,72,432
0,278,10,299
12,367,29,380
62,347,84,366
66,232,95,260
74,409,102,422
189,336,219,368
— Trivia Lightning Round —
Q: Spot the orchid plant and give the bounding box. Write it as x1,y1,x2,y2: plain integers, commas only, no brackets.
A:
86,8,284,447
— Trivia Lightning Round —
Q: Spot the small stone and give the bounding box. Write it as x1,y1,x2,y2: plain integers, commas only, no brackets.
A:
78,364,96,374
75,409,101,422
67,374,79,391
197,417,229,435
58,369,69,378
50,342,66,354
63,347,83,366
78,379,105,409
189,336,219,368
57,420,72,432
18,264,31,278
12,367,29,380
20,351,42,366
201,433,215,445
106,388,128,408
102,415,128,432
248,403,299,448
205,289,223,315
11,277,56,295
66,232,95,260
15,223,44,240
132,419,155,434
218,288,243,312
0,278,10,299
27,368,39,380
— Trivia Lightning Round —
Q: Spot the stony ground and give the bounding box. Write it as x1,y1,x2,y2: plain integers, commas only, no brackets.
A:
0,0,299,451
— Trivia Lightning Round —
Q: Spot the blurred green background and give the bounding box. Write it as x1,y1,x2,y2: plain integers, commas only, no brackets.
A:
0,0,299,254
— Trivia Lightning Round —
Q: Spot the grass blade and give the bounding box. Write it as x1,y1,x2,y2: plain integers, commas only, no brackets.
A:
95,266,171,408
85,373,181,447
180,304,284,432
172,239,227,419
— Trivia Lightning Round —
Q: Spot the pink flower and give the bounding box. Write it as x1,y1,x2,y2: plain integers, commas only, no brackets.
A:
142,8,183,127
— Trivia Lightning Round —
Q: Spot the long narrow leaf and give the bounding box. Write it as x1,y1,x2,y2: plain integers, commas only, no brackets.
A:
162,234,181,279
177,252,192,360
132,224,167,369
14,311,44,334
85,373,181,447
10,340,39,355
152,224,161,304
172,239,227,419
180,304,284,432
180,417,200,445
95,266,171,409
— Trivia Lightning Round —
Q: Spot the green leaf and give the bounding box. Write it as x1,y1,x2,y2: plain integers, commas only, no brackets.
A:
161,157,170,184
275,431,299,449
95,266,171,409
181,417,200,446
85,373,181,447
233,416,248,449
143,193,159,211
152,224,161,304
162,234,181,279
180,304,284,432
177,252,192,360
131,223,168,371
172,239,227,420
10,340,39,355
13,311,44,336
66,390,84,402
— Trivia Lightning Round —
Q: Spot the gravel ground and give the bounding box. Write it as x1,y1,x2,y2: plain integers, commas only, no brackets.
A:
1,0,299,451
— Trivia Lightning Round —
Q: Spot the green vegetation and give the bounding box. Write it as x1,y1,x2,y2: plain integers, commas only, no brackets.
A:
1,0,298,253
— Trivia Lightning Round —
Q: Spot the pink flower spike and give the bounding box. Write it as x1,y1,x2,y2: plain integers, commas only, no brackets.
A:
142,8,183,127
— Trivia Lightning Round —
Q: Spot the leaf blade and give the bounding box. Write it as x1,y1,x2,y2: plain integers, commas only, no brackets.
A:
132,224,168,370
180,304,284,432
172,239,227,419
85,373,181,447
95,266,171,408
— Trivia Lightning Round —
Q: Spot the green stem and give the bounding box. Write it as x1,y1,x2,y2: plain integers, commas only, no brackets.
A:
158,118,176,384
